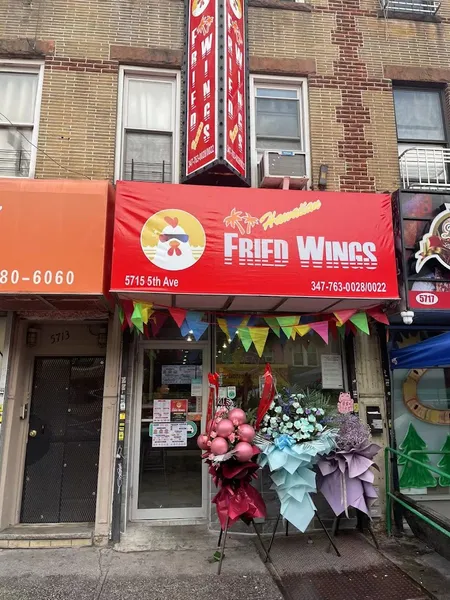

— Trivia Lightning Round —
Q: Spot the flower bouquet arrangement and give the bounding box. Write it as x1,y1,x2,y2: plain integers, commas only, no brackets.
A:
197,406,266,530
316,413,380,517
255,373,336,532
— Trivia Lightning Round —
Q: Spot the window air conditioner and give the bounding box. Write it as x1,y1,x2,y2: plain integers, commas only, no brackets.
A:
258,150,309,189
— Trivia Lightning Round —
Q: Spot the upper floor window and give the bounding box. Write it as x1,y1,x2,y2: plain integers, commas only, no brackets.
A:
116,68,180,183
0,65,42,178
250,76,310,187
394,87,449,188
393,88,446,146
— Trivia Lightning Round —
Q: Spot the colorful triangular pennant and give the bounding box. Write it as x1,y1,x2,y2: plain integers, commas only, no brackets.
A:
367,307,389,325
276,316,299,340
150,312,168,337
131,303,144,333
225,316,244,340
217,317,230,339
350,312,370,335
309,321,329,344
169,307,187,328
264,317,280,337
238,327,253,351
294,324,311,337
185,312,209,341
140,302,154,325
249,327,269,357
333,309,357,326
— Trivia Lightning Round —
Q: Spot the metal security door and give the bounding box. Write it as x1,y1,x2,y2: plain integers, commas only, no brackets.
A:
21,357,105,523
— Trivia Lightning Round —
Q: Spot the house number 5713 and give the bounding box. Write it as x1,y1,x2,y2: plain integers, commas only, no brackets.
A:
50,331,70,344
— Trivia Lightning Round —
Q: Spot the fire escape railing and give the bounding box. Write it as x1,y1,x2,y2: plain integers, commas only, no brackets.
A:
399,147,450,190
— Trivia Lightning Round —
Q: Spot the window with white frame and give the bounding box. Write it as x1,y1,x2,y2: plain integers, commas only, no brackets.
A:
0,66,42,178
393,87,448,186
251,77,309,186
117,70,179,183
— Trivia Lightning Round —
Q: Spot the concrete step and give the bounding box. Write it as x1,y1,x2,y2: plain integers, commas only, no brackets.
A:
0,524,93,548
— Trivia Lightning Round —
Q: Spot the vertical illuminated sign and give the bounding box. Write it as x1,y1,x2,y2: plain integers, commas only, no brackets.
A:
184,0,249,185
186,0,218,176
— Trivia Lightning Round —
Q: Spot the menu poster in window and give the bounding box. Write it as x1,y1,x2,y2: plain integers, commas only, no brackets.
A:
152,423,171,447
321,354,344,389
171,399,188,422
161,365,198,385
169,423,188,447
152,423,188,447
153,399,171,423
191,378,203,396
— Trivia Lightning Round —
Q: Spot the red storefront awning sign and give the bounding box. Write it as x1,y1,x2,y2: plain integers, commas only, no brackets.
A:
111,182,399,301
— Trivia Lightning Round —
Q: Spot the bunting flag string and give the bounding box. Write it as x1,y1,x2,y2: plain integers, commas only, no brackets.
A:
117,299,389,352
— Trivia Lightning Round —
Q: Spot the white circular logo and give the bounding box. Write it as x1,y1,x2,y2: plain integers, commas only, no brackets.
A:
141,209,206,272
192,0,211,17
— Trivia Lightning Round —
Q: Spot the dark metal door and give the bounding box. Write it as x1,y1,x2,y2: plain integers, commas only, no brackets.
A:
21,357,105,523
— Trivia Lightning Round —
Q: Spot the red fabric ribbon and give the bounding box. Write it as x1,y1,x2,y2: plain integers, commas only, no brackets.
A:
213,481,266,529
207,373,219,435
255,363,275,430
209,453,266,528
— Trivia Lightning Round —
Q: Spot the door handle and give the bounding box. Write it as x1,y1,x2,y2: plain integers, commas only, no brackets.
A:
29,430,37,438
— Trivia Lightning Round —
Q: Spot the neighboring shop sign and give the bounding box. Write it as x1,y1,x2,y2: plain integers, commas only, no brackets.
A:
0,180,113,295
183,0,248,183
396,191,450,310
112,183,398,300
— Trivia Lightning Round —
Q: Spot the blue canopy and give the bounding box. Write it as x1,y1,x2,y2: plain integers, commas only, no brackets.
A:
390,331,450,369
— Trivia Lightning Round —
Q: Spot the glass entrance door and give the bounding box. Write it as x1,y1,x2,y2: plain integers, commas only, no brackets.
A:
132,342,207,520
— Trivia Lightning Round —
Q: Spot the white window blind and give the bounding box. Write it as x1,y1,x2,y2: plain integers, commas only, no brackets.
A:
0,71,39,178
122,76,175,182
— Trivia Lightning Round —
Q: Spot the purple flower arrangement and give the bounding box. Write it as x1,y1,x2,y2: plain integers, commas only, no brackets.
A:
316,413,381,517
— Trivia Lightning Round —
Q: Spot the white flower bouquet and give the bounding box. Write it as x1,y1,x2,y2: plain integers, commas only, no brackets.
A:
256,387,337,532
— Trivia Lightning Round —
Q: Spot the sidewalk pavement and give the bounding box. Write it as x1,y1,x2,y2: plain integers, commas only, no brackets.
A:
0,532,283,600
0,526,449,600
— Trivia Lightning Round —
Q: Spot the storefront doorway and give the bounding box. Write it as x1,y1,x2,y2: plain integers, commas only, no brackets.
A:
132,342,208,520
21,357,105,523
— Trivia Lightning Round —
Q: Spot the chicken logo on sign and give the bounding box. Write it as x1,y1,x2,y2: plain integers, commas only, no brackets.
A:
140,209,206,272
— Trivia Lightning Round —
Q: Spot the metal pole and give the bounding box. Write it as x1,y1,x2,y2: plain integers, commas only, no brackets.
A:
217,516,229,575
385,447,392,537
111,329,131,543
266,512,281,559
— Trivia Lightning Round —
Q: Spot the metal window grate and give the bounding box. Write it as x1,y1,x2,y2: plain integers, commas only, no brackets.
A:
380,0,441,15
123,160,172,183
0,149,31,177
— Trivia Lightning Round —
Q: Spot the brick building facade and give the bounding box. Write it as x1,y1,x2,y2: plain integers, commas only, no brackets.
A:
0,0,449,542
0,0,448,190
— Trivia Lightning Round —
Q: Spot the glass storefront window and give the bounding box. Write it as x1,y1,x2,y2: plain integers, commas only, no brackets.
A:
391,329,450,520
215,320,345,413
